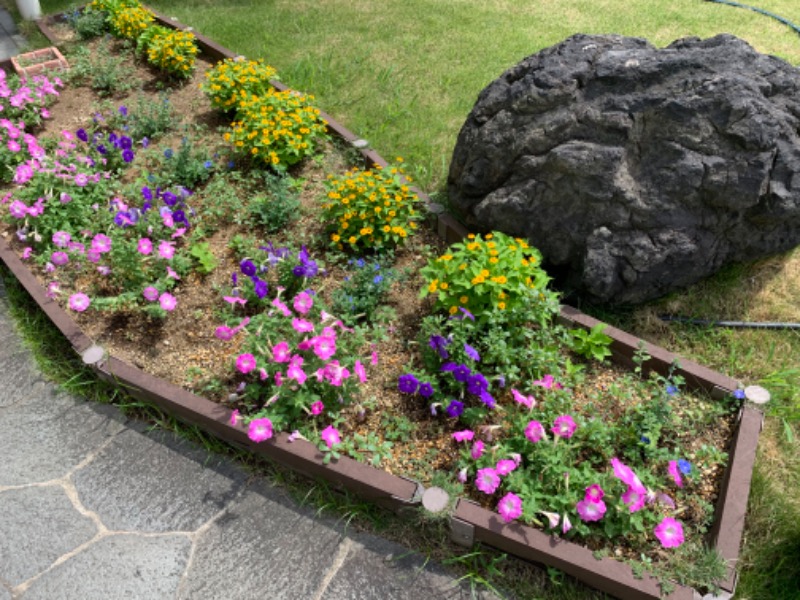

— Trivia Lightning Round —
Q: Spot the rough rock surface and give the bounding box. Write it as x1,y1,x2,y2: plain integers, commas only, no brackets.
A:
448,33,800,304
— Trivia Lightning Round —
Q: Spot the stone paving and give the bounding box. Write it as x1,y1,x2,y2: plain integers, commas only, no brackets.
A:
0,275,500,600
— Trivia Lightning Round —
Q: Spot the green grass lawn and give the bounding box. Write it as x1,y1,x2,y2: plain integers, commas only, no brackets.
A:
7,1,799,597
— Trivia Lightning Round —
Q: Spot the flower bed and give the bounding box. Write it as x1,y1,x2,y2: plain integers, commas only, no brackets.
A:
0,5,764,598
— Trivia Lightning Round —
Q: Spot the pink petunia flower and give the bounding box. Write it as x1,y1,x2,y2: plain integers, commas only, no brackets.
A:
272,341,291,363
321,425,341,449
511,388,535,409
475,467,500,494
524,420,546,443
158,240,175,259
272,297,292,317
159,292,177,311
223,295,247,306
354,360,367,383
292,318,315,333
8,200,27,219
21,247,33,259
576,498,607,522
73,172,89,187
371,351,379,365
622,484,648,513
229,409,240,426
247,417,273,443
585,484,605,502
452,430,475,443
654,517,684,548
552,415,577,439
143,286,159,302
52,231,71,247
496,459,518,476
310,400,324,416
561,514,572,534
286,361,307,385
458,467,468,483
68,292,91,312
610,458,645,490
540,511,560,529
137,238,153,255
312,336,336,360
50,251,69,266
471,440,484,460
292,291,313,315
668,460,683,488
91,233,111,253
497,492,523,523
533,374,562,389
236,353,257,374
166,266,181,280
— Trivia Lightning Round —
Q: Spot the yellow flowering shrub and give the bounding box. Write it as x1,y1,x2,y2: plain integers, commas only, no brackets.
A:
202,58,279,111
140,26,199,79
224,89,327,170
108,5,153,39
88,0,140,12
420,232,559,323
321,162,419,252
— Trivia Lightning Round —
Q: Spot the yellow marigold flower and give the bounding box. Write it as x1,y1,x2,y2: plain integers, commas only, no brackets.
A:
459,263,467,270
521,259,529,266
460,296,469,304
439,254,453,261
486,233,494,240
468,234,476,239
439,282,449,290
429,279,439,293
349,236,357,244
383,225,391,233
471,275,485,285
492,275,507,284
498,302,506,310
480,269,490,277
466,242,480,251
487,241,496,249
499,291,507,299
449,306,458,315
489,250,499,256
331,234,341,242
489,257,499,264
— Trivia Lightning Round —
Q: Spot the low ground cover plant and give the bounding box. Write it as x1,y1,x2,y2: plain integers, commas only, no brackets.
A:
0,7,749,594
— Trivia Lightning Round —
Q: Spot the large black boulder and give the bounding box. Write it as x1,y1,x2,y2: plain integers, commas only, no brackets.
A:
448,33,800,304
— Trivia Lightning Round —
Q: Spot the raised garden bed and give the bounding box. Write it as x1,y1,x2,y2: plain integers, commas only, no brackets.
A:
10,46,69,78
0,6,765,599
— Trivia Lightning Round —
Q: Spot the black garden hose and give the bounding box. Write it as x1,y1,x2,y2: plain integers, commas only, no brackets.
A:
659,315,800,330
704,0,800,38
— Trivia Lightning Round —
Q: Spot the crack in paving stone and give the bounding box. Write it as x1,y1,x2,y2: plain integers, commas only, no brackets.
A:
310,537,353,600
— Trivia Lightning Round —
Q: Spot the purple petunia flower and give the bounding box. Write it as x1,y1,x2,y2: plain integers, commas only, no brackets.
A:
418,382,434,398
464,343,480,361
240,259,257,277
452,364,471,383
398,373,420,394
467,373,488,395
429,334,450,359
76,128,88,142
445,399,464,418
122,149,134,163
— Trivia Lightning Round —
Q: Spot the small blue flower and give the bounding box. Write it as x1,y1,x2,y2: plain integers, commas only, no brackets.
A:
666,385,678,396
733,389,746,400
164,148,174,159
373,275,384,285
464,343,480,362
678,459,692,475
640,435,651,444
204,160,213,169
118,105,128,117
141,137,150,148
76,128,88,142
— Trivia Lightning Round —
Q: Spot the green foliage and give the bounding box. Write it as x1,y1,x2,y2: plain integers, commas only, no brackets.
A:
331,257,396,325
321,163,420,252
156,136,215,189
189,242,218,274
68,42,137,97
246,173,301,232
569,323,613,362
71,8,109,39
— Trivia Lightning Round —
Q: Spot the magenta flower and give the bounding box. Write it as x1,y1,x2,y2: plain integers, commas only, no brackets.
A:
91,233,111,253
552,415,577,438
272,341,291,363
21,247,33,260
143,286,159,302
524,420,546,443
475,467,500,494
158,292,177,311
496,459,518,476
654,517,684,548
354,360,367,383
452,430,475,443
471,440,484,460
247,417,273,443
223,295,247,306
52,231,71,247
9,200,28,219
236,353,257,374
576,498,607,522
533,374,562,389
272,297,292,317
51,251,69,266
610,458,644,490
310,400,324,415
229,409,240,426
286,360,307,385
497,492,523,523
511,388,535,409
137,238,153,255
584,484,605,502
622,484,647,513
667,460,684,488
292,318,315,333
166,266,180,280
68,292,91,312
312,336,337,361
293,291,313,314
158,240,175,259
73,172,89,187
321,425,341,448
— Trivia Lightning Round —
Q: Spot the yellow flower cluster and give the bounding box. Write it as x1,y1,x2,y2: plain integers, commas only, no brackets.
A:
224,88,327,169
202,58,279,111
421,231,557,322
146,29,198,78
108,5,153,39
322,163,419,251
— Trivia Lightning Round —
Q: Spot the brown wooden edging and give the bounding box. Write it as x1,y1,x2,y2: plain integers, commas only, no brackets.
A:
20,11,763,599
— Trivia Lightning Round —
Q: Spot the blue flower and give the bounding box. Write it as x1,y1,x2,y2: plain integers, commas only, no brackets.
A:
204,160,213,169
666,385,678,396
164,148,174,159
141,137,150,148
162,191,177,206
733,389,746,400
446,400,464,418
373,275,384,285
479,390,496,408
678,459,692,475
118,105,128,117
640,435,651,444
398,373,420,394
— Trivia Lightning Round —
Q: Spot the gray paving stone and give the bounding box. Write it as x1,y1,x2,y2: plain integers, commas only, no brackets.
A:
0,391,126,486
323,534,501,600
22,533,191,600
0,352,43,407
178,481,342,600
73,428,246,533
0,486,97,586
0,585,10,600
0,9,17,35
